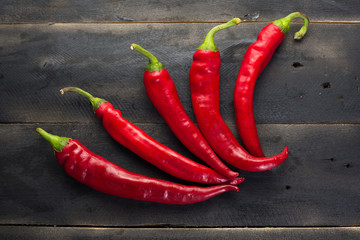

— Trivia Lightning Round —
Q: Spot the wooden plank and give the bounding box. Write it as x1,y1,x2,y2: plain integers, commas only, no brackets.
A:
0,123,359,226
1,23,360,124
1,0,360,23
1,226,360,240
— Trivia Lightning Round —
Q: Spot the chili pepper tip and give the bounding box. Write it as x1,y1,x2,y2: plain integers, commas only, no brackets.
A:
131,43,165,72
60,87,107,113
130,44,136,51
60,87,83,95
273,12,309,39
234,18,241,25
36,128,70,152
36,127,43,134
198,18,241,52
229,177,245,185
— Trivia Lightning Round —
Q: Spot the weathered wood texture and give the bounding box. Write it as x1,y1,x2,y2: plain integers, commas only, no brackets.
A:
1,0,360,22
1,226,360,240
1,23,360,124
1,0,360,237
1,124,359,226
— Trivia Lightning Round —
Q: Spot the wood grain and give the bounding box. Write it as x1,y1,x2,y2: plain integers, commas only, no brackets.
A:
1,0,360,23
1,226,359,239
1,1,360,236
1,123,359,226
1,23,359,124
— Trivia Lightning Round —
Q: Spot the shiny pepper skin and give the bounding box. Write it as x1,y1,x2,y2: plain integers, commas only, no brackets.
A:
95,102,243,184
46,136,240,205
143,69,238,179
234,23,285,157
131,43,239,179
61,87,243,185
190,48,289,172
234,12,309,157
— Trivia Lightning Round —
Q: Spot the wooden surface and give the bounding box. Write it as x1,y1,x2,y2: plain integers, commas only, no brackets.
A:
1,226,360,240
1,23,360,124
1,1,360,239
1,0,360,22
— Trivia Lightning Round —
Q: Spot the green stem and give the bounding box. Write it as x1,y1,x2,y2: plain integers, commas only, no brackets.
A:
60,87,107,112
130,44,165,72
198,18,241,52
36,128,70,152
272,12,309,40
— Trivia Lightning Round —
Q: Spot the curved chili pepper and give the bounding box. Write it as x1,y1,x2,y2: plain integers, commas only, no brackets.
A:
234,12,309,157
60,87,244,185
36,128,240,205
130,43,238,179
189,19,288,172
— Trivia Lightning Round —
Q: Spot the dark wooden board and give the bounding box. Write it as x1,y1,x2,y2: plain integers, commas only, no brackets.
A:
1,123,359,227
1,23,360,124
1,0,359,238
1,0,360,23
1,226,359,240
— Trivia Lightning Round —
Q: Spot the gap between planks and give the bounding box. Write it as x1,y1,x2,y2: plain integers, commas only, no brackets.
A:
0,223,360,229
1,20,360,25
2,122,360,126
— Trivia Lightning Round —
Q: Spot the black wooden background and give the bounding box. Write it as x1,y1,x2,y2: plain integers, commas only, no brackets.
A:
1,1,360,239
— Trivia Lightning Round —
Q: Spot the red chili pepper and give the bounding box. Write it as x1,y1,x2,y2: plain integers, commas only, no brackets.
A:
60,87,243,185
130,43,238,179
36,128,240,205
234,12,309,157
189,19,288,172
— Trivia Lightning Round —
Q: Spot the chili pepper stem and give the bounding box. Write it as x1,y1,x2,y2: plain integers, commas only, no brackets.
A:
198,18,241,52
60,87,107,112
130,44,165,72
272,12,309,40
36,128,70,152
